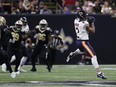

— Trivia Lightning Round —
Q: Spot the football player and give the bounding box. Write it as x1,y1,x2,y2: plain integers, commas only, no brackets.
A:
66,10,107,79
0,16,16,78
30,19,52,72
8,17,30,73
5,20,23,73
18,17,30,72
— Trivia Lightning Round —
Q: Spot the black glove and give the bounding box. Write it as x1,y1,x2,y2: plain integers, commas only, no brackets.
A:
87,16,95,24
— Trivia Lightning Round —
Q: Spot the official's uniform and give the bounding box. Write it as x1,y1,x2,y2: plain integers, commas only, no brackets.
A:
47,35,64,68
74,18,96,57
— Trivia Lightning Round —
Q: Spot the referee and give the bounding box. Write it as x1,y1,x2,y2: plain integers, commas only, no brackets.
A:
47,30,65,71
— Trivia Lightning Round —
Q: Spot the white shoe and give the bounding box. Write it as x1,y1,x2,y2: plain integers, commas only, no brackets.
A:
11,72,16,78
66,52,73,62
1,64,6,72
20,68,27,72
15,71,20,75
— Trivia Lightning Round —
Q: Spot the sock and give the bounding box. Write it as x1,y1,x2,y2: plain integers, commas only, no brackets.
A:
91,56,99,69
10,55,16,63
18,56,27,70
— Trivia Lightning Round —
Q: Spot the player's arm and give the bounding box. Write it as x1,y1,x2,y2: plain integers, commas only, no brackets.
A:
56,36,65,50
86,23,95,34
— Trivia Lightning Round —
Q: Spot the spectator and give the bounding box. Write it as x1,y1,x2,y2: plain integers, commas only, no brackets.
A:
63,6,71,14
1,0,12,14
62,0,76,8
101,1,113,14
82,0,89,12
39,4,52,14
11,6,19,14
0,2,4,14
72,1,81,14
22,0,32,13
93,0,101,14
87,2,95,14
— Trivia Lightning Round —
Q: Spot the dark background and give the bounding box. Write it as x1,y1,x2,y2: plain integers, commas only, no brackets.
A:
2,14,116,64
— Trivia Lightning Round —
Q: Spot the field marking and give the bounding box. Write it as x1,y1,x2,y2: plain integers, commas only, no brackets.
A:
24,81,116,86
101,68,116,70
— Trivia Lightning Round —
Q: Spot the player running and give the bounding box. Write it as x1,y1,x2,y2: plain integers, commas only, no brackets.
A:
66,10,107,79
30,19,52,72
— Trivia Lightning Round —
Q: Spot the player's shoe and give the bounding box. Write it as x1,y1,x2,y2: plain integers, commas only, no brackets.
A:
47,66,52,72
30,67,37,72
11,72,16,78
15,71,20,75
66,52,74,62
20,68,27,72
1,63,7,72
97,72,107,79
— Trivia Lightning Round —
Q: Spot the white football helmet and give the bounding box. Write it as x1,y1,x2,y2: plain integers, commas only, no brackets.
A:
15,20,23,30
39,19,48,30
0,16,6,26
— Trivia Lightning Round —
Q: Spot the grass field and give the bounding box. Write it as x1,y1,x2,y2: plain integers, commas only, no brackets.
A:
0,65,116,87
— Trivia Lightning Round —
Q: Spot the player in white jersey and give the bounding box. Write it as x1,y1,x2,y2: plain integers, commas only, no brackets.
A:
66,10,107,79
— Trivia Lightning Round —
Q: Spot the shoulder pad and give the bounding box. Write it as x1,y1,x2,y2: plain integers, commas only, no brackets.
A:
46,27,52,32
35,25,40,29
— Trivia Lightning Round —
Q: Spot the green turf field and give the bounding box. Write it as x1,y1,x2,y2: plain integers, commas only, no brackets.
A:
0,65,116,87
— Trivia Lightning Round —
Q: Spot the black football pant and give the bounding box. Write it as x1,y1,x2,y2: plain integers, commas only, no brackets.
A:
47,48,56,68
7,45,22,72
31,45,49,68
0,49,13,73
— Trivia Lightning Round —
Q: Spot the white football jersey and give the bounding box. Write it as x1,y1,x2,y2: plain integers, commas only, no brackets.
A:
74,18,89,40
21,24,29,33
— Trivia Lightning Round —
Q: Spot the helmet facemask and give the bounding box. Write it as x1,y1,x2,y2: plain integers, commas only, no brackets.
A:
39,19,48,31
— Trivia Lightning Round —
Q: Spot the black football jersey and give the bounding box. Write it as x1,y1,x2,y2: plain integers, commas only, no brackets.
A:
35,26,52,46
0,25,8,47
7,26,22,48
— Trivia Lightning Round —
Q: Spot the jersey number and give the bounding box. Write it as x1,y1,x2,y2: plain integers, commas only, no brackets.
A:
11,32,19,41
38,33,46,41
76,27,79,33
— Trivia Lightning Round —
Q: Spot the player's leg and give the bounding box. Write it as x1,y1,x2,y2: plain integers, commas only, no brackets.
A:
50,49,56,69
0,49,16,78
30,45,41,71
66,49,84,62
18,45,28,72
82,41,107,79
14,49,22,73
10,55,16,63
41,46,51,72
66,40,84,62
2,46,14,72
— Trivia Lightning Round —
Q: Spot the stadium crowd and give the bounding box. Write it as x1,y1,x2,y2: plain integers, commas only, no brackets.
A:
0,0,115,15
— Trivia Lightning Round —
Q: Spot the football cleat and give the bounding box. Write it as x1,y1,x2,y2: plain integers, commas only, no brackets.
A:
66,52,74,62
20,68,27,72
97,72,107,79
30,67,37,72
47,66,52,72
15,71,20,75
11,72,16,78
1,63,7,72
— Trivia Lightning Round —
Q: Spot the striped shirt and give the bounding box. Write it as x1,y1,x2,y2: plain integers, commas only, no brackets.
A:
50,35,64,49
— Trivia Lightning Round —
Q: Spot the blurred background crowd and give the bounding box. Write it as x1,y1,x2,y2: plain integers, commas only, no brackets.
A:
0,0,116,15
